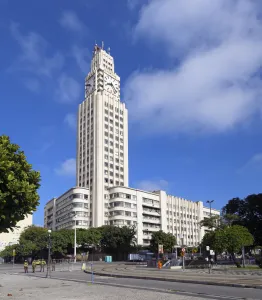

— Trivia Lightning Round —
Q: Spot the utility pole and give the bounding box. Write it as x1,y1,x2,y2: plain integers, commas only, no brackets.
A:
46,230,51,278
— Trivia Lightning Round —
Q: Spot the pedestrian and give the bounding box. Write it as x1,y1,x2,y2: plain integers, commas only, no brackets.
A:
52,259,56,271
32,260,36,273
40,259,46,272
24,260,29,273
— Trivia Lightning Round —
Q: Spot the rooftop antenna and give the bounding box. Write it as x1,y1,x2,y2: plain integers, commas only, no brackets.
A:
102,41,104,49
107,47,111,55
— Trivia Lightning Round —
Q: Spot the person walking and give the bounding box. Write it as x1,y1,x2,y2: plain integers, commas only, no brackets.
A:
40,259,46,272
52,259,56,271
24,260,29,273
32,260,36,273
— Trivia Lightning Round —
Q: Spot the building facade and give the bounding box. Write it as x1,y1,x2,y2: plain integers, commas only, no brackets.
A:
0,215,33,251
44,43,220,247
45,186,219,246
77,44,128,227
44,187,90,231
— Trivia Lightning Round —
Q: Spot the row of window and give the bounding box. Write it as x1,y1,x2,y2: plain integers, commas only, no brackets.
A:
104,170,124,179
104,132,124,143
104,117,124,128
166,212,199,220
104,178,124,185
105,109,123,121
104,160,124,168
166,204,198,213
104,124,124,135
109,193,137,200
56,193,88,209
104,102,124,115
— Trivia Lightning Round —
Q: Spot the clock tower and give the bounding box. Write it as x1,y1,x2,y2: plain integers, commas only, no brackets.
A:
77,43,128,227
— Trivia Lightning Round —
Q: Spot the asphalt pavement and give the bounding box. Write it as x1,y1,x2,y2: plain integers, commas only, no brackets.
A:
1,264,262,299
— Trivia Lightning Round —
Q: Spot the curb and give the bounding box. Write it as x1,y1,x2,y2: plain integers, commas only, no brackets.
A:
84,270,262,290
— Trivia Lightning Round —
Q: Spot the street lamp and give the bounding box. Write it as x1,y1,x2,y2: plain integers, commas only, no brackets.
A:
46,229,51,278
206,200,214,217
74,215,77,263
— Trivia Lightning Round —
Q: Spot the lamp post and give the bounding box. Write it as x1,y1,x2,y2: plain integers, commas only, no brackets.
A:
46,229,51,278
206,200,214,217
74,216,77,263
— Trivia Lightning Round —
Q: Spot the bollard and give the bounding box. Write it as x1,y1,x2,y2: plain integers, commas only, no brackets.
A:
91,263,94,284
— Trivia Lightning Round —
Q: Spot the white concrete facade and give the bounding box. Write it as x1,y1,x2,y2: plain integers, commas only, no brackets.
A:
44,187,90,231
76,44,128,227
0,215,33,251
44,43,221,247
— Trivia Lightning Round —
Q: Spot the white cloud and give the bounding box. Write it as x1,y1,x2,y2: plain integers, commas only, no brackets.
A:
56,74,81,104
124,0,262,135
64,113,76,130
55,158,76,176
24,78,40,92
136,179,169,192
59,11,87,34
72,45,90,74
10,22,64,78
238,153,262,173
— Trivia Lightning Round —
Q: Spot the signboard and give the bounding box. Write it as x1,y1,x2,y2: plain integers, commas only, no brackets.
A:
206,246,210,251
210,250,215,255
182,248,186,253
158,244,163,254
12,249,16,256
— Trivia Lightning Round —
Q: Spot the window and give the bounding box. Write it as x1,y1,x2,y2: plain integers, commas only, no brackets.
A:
105,147,108,152
116,166,119,170
105,178,108,183
115,129,119,134
115,122,119,127
110,126,113,132
120,167,124,172
115,143,119,148
105,170,108,175
105,139,108,144
105,124,108,129
105,109,108,114
110,164,113,169
120,145,123,150
105,154,108,160
116,158,119,163
120,131,123,136
110,134,113,139
120,124,123,129
110,156,113,161
110,171,113,177
105,131,108,137
104,162,108,167
110,179,113,184
120,117,123,122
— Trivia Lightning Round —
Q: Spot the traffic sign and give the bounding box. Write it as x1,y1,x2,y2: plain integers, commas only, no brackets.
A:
158,244,164,254
12,249,16,256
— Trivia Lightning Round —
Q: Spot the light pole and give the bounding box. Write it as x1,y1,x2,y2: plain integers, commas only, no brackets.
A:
206,200,214,217
46,229,51,278
74,216,77,263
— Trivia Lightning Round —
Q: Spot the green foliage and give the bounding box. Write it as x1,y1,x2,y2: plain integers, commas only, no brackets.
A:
0,135,41,233
214,225,253,255
0,244,17,257
100,225,136,255
150,230,176,253
222,194,262,246
199,215,221,230
0,225,136,260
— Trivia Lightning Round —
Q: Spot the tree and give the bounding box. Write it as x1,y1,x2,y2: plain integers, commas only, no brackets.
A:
0,135,41,233
223,194,262,246
19,226,48,258
100,225,136,260
199,215,221,230
213,225,254,267
150,230,176,253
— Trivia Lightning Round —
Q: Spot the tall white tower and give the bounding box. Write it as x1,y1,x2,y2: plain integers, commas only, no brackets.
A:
77,44,129,227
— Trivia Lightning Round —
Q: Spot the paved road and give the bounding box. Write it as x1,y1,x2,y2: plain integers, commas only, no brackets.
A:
1,264,262,299
85,263,262,288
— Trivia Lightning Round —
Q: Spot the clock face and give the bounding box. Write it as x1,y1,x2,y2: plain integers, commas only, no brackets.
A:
85,76,95,96
104,74,119,94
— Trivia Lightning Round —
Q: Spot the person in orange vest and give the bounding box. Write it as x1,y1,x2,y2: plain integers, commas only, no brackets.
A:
157,260,162,269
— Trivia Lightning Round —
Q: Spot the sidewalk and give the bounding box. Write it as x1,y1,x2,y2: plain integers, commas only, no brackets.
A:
0,273,206,300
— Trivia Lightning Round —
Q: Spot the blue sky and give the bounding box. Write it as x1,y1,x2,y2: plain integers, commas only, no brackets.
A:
1,0,262,225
